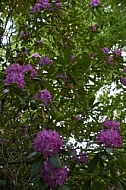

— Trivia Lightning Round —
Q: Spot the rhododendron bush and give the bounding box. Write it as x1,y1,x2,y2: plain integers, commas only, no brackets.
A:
0,0,126,189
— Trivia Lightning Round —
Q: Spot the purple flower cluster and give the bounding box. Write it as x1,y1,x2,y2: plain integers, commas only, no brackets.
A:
71,54,76,60
31,0,62,12
90,0,100,7
114,49,122,56
97,119,122,148
121,78,126,86
71,149,88,164
123,67,126,72
41,161,67,189
20,31,30,38
5,63,36,88
22,64,37,78
5,64,25,88
35,40,43,45
33,128,63,158
108,55,114,64
57,74,68,82
32,53,40,58
102,47,109,54
75,115,83,120
39,56,52,66
35,89,52,105
31,0,51,12
103,119,120,131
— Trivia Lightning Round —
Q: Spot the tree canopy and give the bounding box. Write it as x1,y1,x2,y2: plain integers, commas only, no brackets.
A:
0,0,126,189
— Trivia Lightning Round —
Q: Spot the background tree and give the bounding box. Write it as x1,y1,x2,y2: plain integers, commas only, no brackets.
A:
0,0,126,189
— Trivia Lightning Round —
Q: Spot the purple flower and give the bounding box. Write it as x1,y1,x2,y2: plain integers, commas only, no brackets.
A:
90,53,95,59
39,56,52,66
103,119,120,131
57,74,68,82
35,40,43,45
78,152,88,163
22,64,37,78
121,78,126,86
32,53,40,58
5,72,25,89
71,54,76,60
5,64,25,88
90,0,100,7
71,150,88,164
20,31,30,38
41,161,67,188
90,25,96,31
52,0,62,7
33,128,63,158
75,116,83,120
114,49,122,56
35,89,52,106
97,128,122,147
6,63,23,74
102,47,109,54
123,67,126,72
0,138,4,145
5,63,37,89
31,0,51,12
108,55,114,64
54,1,62,7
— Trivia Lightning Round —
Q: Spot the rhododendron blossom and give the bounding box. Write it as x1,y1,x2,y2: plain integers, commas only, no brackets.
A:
90,0,100,7
39,56,52,66
97,128,122,147
123,67,126,72
121,78,126,86
97,119,122,148
22,64,37,78
103,119,120,131
102,47,109,54
75,115,83,120
41,161,67,188
108,55,114,64
71,149,88,164
32,53,40,58
33,128,63,157
5,63,36,88
35,89,52,105
114,49,122,56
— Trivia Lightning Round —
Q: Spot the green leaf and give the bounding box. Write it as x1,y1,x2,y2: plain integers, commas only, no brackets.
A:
57,185,70,190
79,52,91,70
87,154,99,173
0,179,6,186
30,155,43,178
33,174,42,187
17,95,26,105
27,151,38,159
82,180,91,190
49,154,62,168
64,48,71,64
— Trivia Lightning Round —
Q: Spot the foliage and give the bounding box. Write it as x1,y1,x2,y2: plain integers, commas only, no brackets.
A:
0,0,126,189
